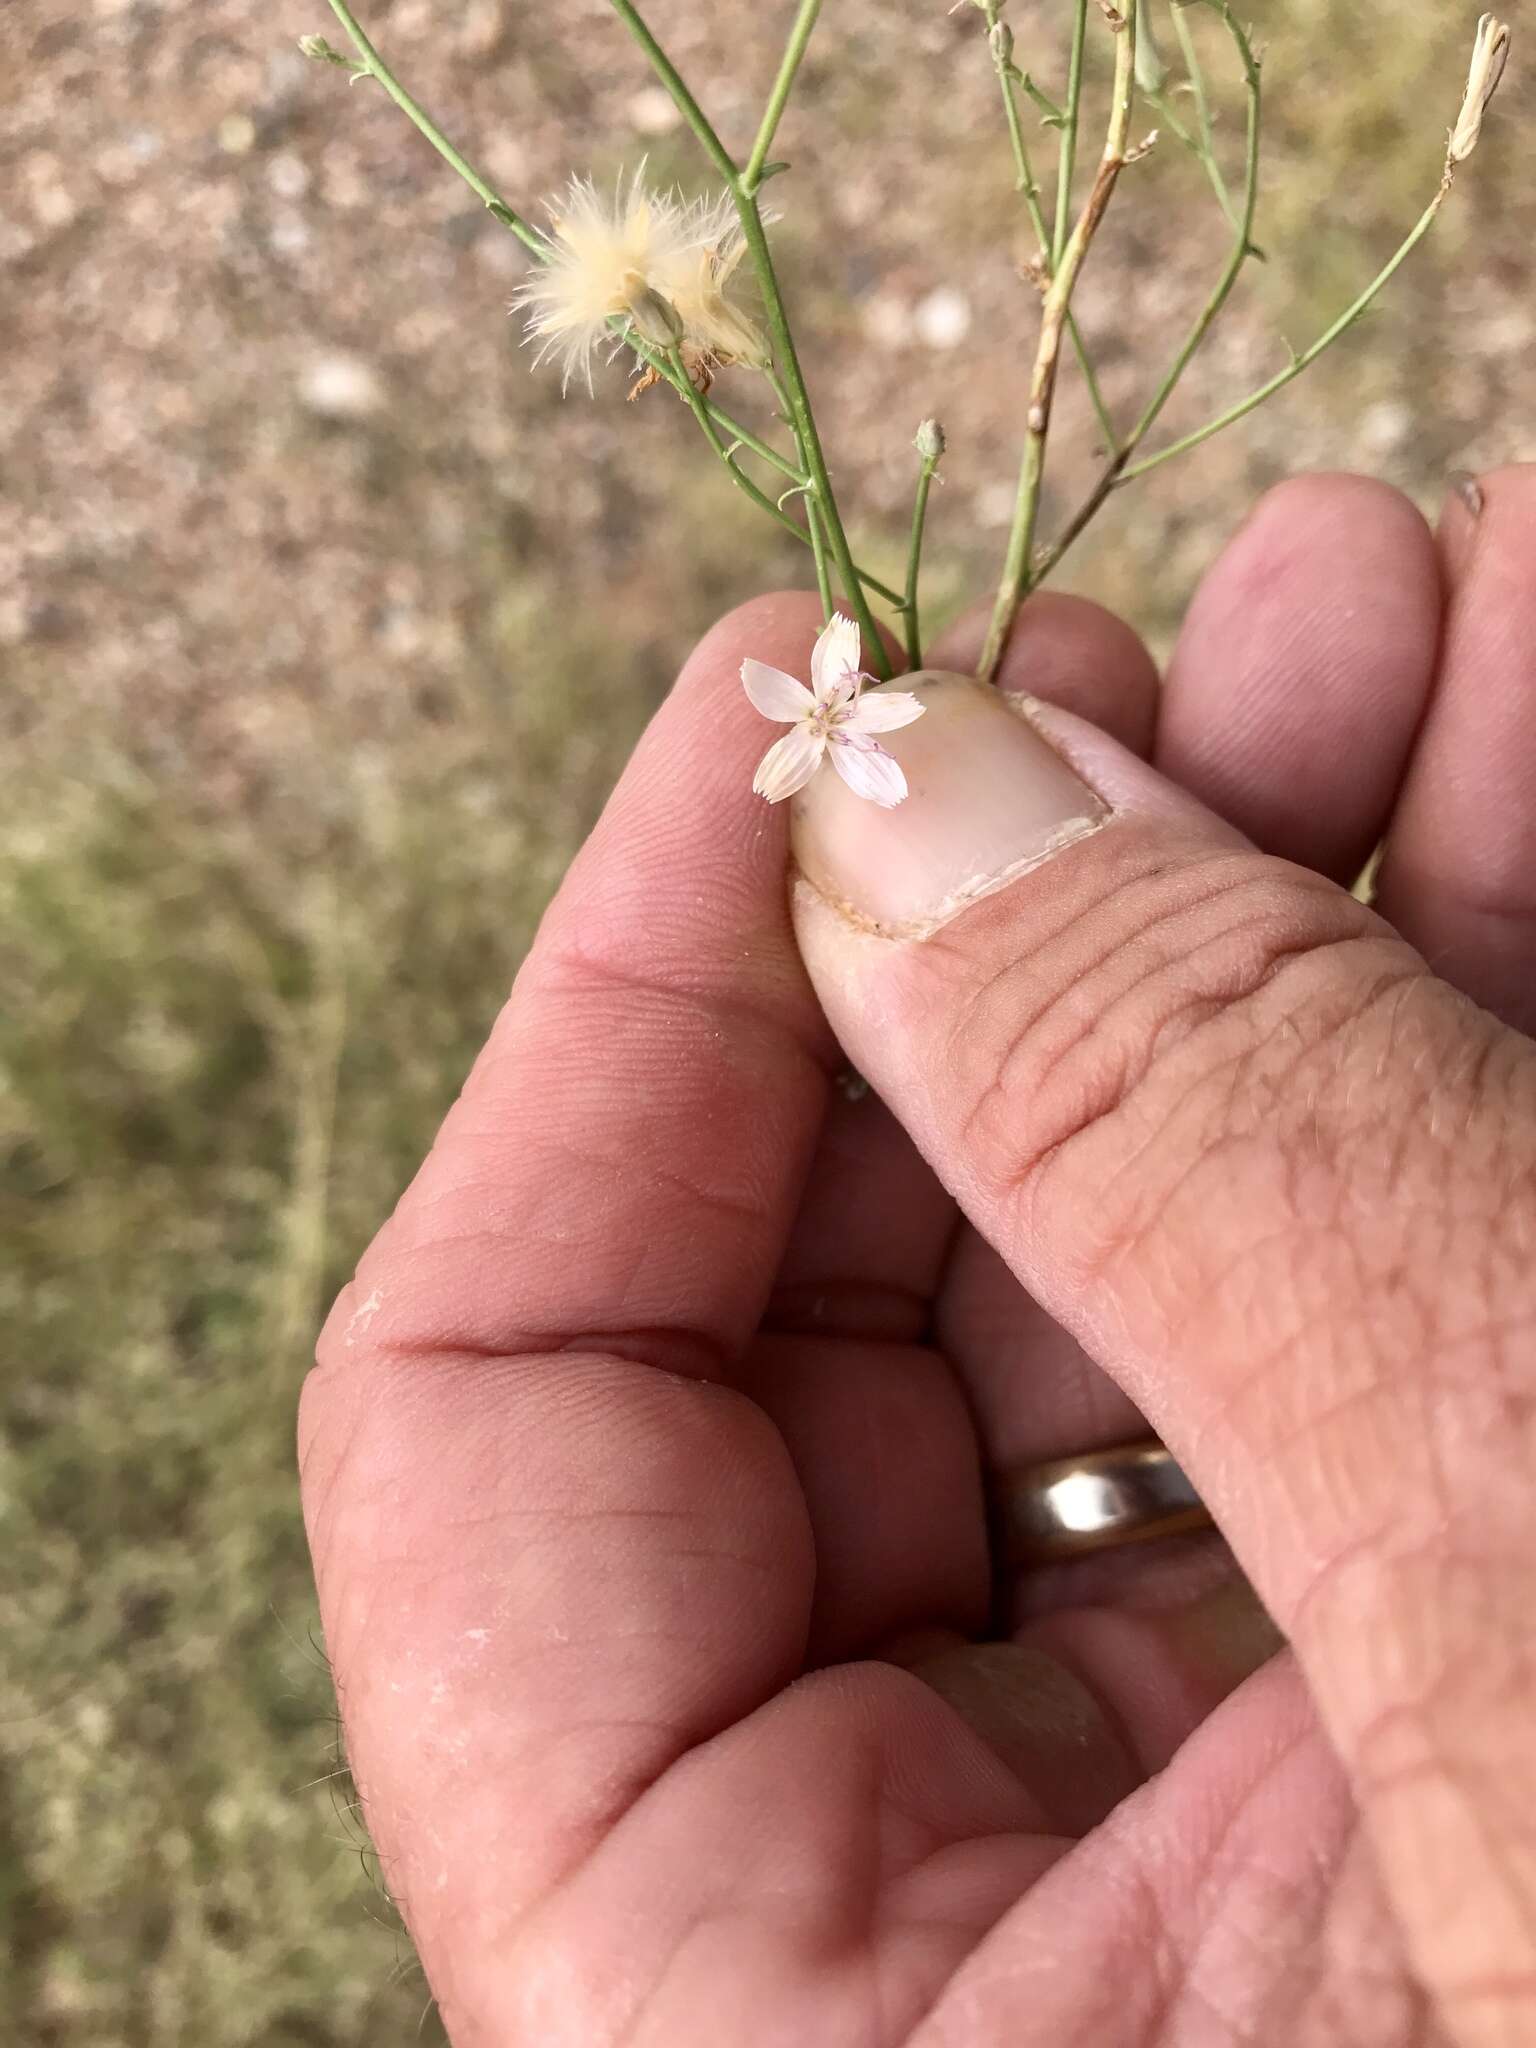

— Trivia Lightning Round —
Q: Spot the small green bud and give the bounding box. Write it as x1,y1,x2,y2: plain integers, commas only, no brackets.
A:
297,33,350,65
988,19,1014,69
624,284,685,351
914,418,947,463
1133,0,1166,95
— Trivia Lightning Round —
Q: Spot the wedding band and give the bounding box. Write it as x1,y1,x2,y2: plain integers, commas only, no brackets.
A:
994,1439,1213,1564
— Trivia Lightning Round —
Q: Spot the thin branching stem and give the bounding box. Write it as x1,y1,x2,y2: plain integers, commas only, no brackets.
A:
806,498,835,619
1036,15,1466,586
1169,0,1241,233
1120,177,1456,480
607,0,890,673
902,447,941,669
743,0,821,194
323,0,546,254
1053,0,1091,267
1036,1,1259,580
980,4,1138,682
668,352,813,536
672,356,906,603
984,3,1118,451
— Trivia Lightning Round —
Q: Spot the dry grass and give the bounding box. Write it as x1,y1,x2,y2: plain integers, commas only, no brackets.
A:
2,0,1527,2039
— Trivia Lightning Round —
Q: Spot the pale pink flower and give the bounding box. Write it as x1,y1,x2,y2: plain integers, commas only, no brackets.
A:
742,614,926,807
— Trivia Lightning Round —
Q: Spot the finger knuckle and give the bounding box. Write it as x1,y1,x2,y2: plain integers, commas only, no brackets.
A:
950,844,1429,1307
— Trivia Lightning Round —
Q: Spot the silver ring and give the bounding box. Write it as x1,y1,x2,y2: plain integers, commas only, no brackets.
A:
994,1438,1213,1565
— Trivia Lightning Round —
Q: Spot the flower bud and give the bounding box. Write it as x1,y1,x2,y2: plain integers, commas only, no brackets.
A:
623,280,685,351
1449,14,1510,163
989,20,1014,69
297,33,347,63
914,418,947,463
1133,0,1167,95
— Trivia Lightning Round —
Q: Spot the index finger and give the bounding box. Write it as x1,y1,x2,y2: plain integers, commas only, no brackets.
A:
325,591,838,1372
300,595,839,2018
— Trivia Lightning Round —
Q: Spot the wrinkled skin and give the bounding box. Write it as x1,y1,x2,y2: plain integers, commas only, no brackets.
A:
301,469,1536,2046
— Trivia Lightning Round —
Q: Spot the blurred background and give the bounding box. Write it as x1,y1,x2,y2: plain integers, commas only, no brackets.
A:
1,0,1525,2040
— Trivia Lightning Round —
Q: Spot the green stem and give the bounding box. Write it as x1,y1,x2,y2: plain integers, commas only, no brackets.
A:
322,0,546,255
606,0,890,674
669,355,905,605
602,0,739,185
806,498,835,620
1119,177,1453,482
1143,89,1196,153
668,351,809,533
1170,0,1240,233
1036,107,1460,589
1034,1,1260,581
986,11,1118,452
1053,0,1091,266
902,457,938,670
980,4,1137,682
743,0,821,194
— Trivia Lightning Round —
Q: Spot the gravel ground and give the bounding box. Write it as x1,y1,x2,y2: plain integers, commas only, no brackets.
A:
5,0,1527,792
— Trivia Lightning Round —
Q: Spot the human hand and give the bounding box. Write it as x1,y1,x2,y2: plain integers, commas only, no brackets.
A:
301,468,1536,2046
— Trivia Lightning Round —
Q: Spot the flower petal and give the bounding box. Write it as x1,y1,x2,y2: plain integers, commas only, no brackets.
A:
740,659,815,724
810,613,863,702
845,688,926,735
828,734,908,807
752,724,825,803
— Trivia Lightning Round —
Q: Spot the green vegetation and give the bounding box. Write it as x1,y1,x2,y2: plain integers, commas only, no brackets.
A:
0,574,662,2045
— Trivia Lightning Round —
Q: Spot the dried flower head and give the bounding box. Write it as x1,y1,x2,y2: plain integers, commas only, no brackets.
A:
1450,15,1510,164
514,169,769,394
743,614,926,807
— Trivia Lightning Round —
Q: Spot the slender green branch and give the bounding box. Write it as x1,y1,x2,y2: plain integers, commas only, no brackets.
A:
1020,75,1065,128
322,0,546,254
606,0,890,673
602,0,739,186
980,4,1138,682
667,350,812,535
806,497,835,620
733,144,891,667
1053,0,1091,267
984,6,1118,451
902,429,943,670
743,0,821,195
666,354,905,603
1036,32,1475,586
1169,0,1241,233
1119,178,1453,481
1142,88,1196,152
1035,1,1260,580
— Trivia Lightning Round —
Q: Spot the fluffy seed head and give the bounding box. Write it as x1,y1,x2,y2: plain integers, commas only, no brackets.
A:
513,169,769,395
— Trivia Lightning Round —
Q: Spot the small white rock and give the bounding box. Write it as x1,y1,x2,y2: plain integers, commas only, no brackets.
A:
299,352,385,420
1359,398,1412,455
267,151,311,200
628,85,682,135
914,286,972,350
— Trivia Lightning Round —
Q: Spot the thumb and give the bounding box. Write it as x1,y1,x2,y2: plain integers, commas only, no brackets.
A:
790,671,1536,2012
